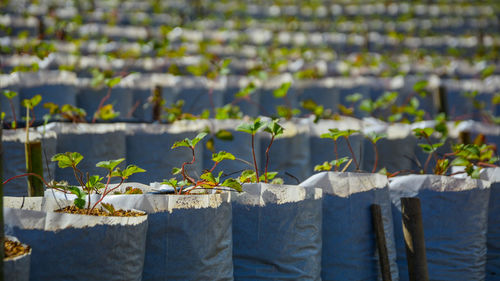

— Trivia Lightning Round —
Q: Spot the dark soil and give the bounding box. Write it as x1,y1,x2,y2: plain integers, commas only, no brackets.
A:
55,205,144,217
4,239,30,260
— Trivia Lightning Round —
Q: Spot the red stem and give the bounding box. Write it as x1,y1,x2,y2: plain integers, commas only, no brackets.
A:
179,147,197,194
251,134,260,182
3,172,50,187
264,135,275,183
91,178,124,211
8,99,17,129
92,86,112,123
371,141,379,173
334,140,338,171
345,137,359,170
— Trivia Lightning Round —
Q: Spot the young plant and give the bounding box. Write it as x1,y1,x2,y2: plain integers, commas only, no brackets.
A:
236,118,267,181
273,82,300,120
364,132,387,173
2,90,17,129
413,128,445,174
166,132,242,194
448,142,498,178
51,152,145,212
43,103,87,123
262,120,284,183
91,71,122,123
320,129,360,171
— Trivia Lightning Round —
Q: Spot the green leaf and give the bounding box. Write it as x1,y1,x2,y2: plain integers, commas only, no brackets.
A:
413,80,428,92
3,90,17,99
345,93,363,103
172,167,181,175
105,77,121,88
120,165,146,179
236,118,266,135
220,178,242,192
96,158,125,171
481,65,496,79
418,143,434,153
332,157,350,168
388,113,402,122
471,168,481,179
492,93,500,105
162,178,178,187
300,99,318,112
239,169,257,183
314,161,333,171
451,158,469,166
101,203,116,214
235,82,257,98
51,152,83,168
413,128,434,138
359,99,374,113
95,104,119,120
264,120,284,136
365,132,386,143
215,129,234,141
74,198,86,209
21,94,42,109
172,132,207,149
69,186,86,199
200,172,217,183
260,171,278,181
273,82,291,98
212,151,236,163
86,175,104,189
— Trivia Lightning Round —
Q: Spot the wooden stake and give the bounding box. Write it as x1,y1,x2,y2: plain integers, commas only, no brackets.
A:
26,141,44,196
0,123,4,281
371,204,392,281
401,197,429,281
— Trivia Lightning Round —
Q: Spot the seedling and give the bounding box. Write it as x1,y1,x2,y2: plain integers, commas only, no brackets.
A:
3,152,146,214
236,118,267,181
236,118,284,183
91,70,122,123
320,129,360,171
263,120,284,182
413,128,445,174
2,90,17,129
364,132,387,173
166,132,242,194
273,82,300,120
43,103,87,123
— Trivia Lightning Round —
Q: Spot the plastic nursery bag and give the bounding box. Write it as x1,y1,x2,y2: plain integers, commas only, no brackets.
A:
389,174,490,281
40,122,127,184
232,183,322,280
124,121,206,183
300,171,399,281
4,235,31,281
4,197,148,281
103,192,233,281
480,167,500,280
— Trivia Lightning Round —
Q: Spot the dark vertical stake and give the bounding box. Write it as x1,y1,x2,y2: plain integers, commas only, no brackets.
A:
26,141,44,196
436,85,448,117
371,204,392,281
401,197,429,281
152,85,163,122
0,123,4,281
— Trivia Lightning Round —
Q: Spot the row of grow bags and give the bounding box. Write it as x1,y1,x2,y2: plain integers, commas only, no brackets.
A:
4,170,500,280
3,118,500,196
1,72,499,122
